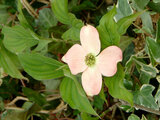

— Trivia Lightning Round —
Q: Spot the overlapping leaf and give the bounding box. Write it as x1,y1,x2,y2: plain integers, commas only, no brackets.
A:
133,84,159,110
60,70,98,116
18,53,64,80
2,25,39,54
97,6,120,49
104,64,133,105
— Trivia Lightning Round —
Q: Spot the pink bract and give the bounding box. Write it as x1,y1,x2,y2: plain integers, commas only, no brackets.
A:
62,25,122,96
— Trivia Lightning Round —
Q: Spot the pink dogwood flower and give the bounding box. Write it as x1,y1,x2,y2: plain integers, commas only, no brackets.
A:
62,25,122,96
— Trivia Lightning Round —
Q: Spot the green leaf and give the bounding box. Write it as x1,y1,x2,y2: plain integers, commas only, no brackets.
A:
62,14,83,40
93,95,104,110
146,37,160,63
155,89,160,108
133,84,159,110
120,105,134,113
119,36,134,51
148,2,160,13
0,5,9,25
141,115,147,120
97,6,120,49
104,64,133,105
156,19,160,43
50,0,70,24
81,113,98,120
153,0,160,3
22,102,41,117
125,56,158,84
0,97,4,111
42,79,60,90
33,39,51,54
37,8,57,29
1,110,27,120
134,0,150,9
60,76,97,116
115,0,133,21
50,0,83,40
1,102,41,120
141,12,154,34
22,87,47,106
128,114,140,120
71,0,96,13
17,0,32,29
18,53,64,80
117,11,143,35
0,43,25,79
2,25,39,54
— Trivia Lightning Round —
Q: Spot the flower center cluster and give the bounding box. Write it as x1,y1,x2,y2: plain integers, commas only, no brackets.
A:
85,53,96,67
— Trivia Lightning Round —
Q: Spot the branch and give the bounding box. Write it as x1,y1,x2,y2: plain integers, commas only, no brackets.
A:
119,100,160,116
6,95,61,106
21,0,39,18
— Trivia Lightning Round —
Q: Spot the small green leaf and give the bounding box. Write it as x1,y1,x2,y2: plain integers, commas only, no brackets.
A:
22,87,47,106
134,0,150,9
156,19,160,43
104,64,133,105
50,0,83,40
97,6,120,49
133,84,159,110
1,110,27,120
128,114,140,120
0,6,9,25
119,36,134,51
120,105,134,113
126,56,158,84
37,8,57,29
2,25,39,54
60,76,97,116
117,11,143,35
115,0,133,21
141,115,147,120
146,37,160,63
0,43,25,79
18,53,64,80
148,2,160,13
42,79,60,90
141,12,154,34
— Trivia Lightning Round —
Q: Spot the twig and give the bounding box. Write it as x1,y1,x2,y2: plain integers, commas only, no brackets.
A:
37,0,50,4
21,0,39,18
133,23,153,38
100,102,121,118
111,106,117,120
39,104,67,114
7,96,28,106
7,95,61,106
119,100,160,116
20,79,26,87
119,107,126,120
5,106,25,111
46,95,61,101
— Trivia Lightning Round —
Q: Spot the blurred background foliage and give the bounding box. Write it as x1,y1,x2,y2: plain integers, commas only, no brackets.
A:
0,0,160,120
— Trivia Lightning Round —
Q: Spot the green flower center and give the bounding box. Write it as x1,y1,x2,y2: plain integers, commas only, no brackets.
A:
85,53,96,67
